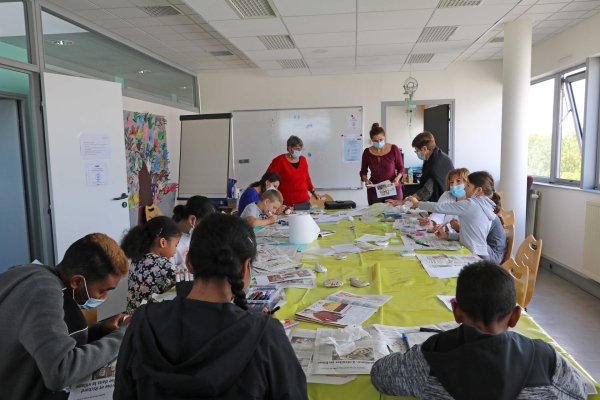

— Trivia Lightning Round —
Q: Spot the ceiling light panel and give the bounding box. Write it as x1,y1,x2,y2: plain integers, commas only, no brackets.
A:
278,59,308,69
258,35,296,49
209,51,235,56
272,0,356,17
438,0,482,8
407,53,434,64
138,6,182,17
489,37,504,43
418,26,458,42
226,0,277,18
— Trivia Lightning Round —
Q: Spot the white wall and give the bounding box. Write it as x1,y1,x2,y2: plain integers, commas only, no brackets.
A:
386,105,425,169
528,14,600,277
198,61,503,204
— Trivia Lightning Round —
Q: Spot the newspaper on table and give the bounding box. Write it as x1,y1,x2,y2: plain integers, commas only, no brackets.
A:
255,226,289,239
312,214,344,225
68,359,116,399
287,329,356,385
255,268,316,285
417,254,481,279
296,300,377,328
303,247,336,256
256,237,286,245
355,233,396,242
325,290,392,309
276,278,317,289
311,328,390,375
330,242,383,255
401,233,463,251
364,321,460,353
252,257,301,274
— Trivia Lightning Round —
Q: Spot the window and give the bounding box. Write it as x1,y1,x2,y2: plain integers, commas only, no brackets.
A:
41,11,196,107
528,66,588,185
0,1,30,63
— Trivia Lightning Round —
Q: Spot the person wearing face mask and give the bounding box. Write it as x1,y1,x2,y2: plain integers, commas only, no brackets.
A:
0,233,131,400
360,123,405,205
238,171,281,216
172,196,219,270
266,135,320,208
417,168,470,230
406,171,505,260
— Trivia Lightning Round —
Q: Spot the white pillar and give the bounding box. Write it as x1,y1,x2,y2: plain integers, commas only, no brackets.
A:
500,19,532,252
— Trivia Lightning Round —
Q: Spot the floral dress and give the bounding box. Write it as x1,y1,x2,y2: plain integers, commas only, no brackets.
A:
126,253,176,314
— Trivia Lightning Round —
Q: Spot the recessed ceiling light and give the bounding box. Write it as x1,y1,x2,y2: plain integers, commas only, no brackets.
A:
179,86,190,89
50,40,74,46
311,49,328,54
137,70,151,74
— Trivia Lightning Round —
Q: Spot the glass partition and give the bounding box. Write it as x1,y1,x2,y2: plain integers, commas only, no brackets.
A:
0,1,30,63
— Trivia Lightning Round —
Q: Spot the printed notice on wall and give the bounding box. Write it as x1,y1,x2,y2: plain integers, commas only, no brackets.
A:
79,134,112,159
69,359,116,399
86,163,108,186
346,114,361,130
343,136,362,163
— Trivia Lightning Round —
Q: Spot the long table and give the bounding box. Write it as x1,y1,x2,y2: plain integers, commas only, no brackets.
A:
275,219,600,400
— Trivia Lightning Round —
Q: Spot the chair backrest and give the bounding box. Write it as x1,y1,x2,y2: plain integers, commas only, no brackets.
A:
502,258,529,308
81,308,97,327
145,204,163,221
498,208,515,227
309,193,334,208
515,235,543,307
502,224,515,264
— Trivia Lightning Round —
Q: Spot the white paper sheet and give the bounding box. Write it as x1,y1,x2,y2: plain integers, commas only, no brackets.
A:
437,295,455,311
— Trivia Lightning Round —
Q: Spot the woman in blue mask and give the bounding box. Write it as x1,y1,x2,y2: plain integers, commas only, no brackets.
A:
360,123,405,205
418,168,470,230
266,135,320,208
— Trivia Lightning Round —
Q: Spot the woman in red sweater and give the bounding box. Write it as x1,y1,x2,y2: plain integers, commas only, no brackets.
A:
266,135,321,207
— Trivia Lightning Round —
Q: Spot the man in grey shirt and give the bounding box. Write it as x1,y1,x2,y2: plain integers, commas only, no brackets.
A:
0,233,131,400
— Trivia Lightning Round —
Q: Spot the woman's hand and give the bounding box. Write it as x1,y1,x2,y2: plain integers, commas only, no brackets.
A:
364,179,373,185
405,196,419,208
418,217,432,227
450,218,460,232
392,176,401,186
434,227,449,239
312,191,321,199
385,199,404,206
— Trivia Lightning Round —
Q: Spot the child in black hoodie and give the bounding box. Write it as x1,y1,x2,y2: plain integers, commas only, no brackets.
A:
371,261,587,400
114,213,307,400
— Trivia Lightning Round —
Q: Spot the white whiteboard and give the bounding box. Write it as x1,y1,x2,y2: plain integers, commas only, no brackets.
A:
232,107,364,190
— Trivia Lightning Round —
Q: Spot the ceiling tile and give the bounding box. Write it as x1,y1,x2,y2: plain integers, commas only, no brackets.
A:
194,56,217,62
163,40,200,50
271,0,356,16
561,1,600,11
89,0,136,7
112,7,155,18
305,57,355,67
429,4,514,26
506,5,530,16
524,3,568,14
227,36,267,51
547,10,588,19
173,3,197,14
209,31,224,39
223,60,247,65
244,48,303,61
532,27,561,34
468,54,492,60
300,46,355,59
127,17,165,27
309,66,356,75
358,0,439,12
129,0,171,6
580,9,600,18
517,12,554,22
283,14,355,34
356,54,407,65
74,9,116,20
484,0,522,4
401,62,451,71
184,0,240,21
293,32,356,48
456,54,469,61
412,40,473,53
141,25,176,34
449,25,493,41
109,26,145,35
182,49,211,56
266,69,312,77
358,9,434,30
356,64,402,73
218,38,231,45
190,38,222,46
93,18,133,29
536,19,571,28
431,52,462,62
181,32,214,39
357,43,413,56
210,19,288,37
49,0,99,11
199,23,216,32
357,28,422,45
253,60,282,69
566,18,585,26
153,33,186,40
171,24,204,32
156,15,195,25
201,44,230,51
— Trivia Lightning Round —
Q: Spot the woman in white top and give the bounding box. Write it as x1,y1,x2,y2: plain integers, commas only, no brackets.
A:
171,196,219,269
418,168,470,231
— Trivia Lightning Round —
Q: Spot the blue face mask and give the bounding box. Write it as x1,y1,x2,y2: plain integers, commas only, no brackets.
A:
75,278,105,310
373,140,385,149
415,151,426,161
449,184,466,198
292,150,302,158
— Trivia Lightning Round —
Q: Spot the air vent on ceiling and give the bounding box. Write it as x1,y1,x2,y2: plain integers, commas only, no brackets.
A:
278,59,308,69
438,0,482,8
418,26,458,42
489,37,504,43
226,0,277,18
138,6,182,17
259,35,296,50
209,51,234,56
407,54,434,64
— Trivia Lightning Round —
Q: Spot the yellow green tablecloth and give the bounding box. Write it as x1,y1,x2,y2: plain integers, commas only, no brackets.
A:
275,220,600,400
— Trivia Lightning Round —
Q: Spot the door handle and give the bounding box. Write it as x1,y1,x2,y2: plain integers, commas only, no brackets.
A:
113,193,127,200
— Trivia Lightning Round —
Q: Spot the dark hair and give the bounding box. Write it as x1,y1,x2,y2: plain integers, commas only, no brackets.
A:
250,171,281,193
121,216,181,261
172,196,218,223
468,171,502,215
456,261,516,325
188,213,257,310
58,233,129,283
287,135,303,149
369,123,385,139
412,131,436,151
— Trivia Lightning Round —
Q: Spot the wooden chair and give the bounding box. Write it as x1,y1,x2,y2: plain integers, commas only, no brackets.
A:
81,308,97,328
502,258,529,308
498,208,515,227
502,224,515,264
145,204,163,221
515,235,543,307
309,193,334,208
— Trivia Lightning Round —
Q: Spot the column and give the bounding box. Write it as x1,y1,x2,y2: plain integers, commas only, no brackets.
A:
500,19,532,252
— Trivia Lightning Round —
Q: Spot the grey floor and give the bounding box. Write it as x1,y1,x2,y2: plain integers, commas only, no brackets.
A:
527,267,600,381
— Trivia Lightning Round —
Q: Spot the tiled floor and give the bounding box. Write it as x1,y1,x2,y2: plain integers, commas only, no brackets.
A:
527,267,600,381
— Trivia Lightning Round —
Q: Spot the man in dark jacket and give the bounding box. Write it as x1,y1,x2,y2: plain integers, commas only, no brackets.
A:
0,233,131,400
371,261,587,400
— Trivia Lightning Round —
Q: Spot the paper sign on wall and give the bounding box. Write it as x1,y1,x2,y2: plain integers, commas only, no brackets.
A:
86,163,108,186
79,134,112,159
346,114,361,130
343,136,362,163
